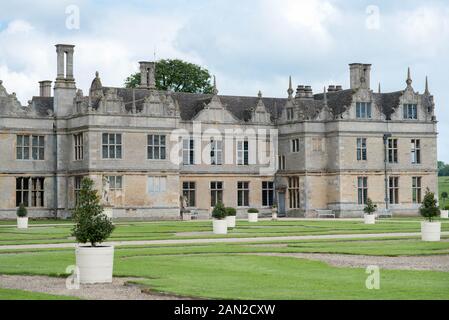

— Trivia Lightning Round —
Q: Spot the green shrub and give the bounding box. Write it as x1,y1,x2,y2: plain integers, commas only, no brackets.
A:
420,189,440,222
363,198,377,215
225,207,237,216
71,177,115,246
248,208,259,214
16,203,27,217
444,206,449,211
212,201,227,220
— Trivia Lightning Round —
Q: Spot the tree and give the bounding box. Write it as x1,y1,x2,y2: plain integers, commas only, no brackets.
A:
72,177,115,246
16,203,27,217
363,198,377,215
420,188,440,222
438,161,449,176
212,201,227,220
442,191,448,207
125,59,214,94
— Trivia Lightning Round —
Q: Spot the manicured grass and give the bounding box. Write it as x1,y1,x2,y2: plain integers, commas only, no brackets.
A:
0,288,77,300
440,176,449,208
1,219,448,246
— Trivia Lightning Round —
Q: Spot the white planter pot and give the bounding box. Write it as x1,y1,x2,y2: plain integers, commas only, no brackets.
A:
75,245,114,284
248,212,258,223
17,217,28,229
272,211,278,220
421,221,441,242
226,215,236,228
213,219,228,235
364,214,375,225
441,210,449,219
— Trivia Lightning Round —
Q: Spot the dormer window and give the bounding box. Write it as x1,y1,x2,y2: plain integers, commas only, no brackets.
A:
356,102,372,119
403,104,418,120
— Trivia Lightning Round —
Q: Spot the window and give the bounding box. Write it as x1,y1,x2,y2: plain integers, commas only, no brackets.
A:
16,177,44,207
403,104,418,120
74,176,82,206
182,138,194,165
262,181,274,207
389,177,399,204
411,139,421,164
357,138,367,161
182,182,196,207
148,135,166,160
356,102,372,119
210,139,222,165
102,133,122,159
237,140,249,165
16,135,44,160
287,108,294,120
288,177,300,209
357,177,368,205
148,176,166,193
74,133,84,160
388,138,398,163
278,155,286,170
412,177,422,204
291,139,300,153
237,181,250,207
106,176,123,191
210,181,223,207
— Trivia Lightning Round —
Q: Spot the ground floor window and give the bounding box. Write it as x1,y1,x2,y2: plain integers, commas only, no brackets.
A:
16,177,44,207
106,176,123,191
288,177,300,209
148,176,167,193
74,176,83,206
357,177,368,205
210,181,223,207
389,177,399,204
412,177,422,204
182,182,196,207
237,181,250,207
262,181,274,207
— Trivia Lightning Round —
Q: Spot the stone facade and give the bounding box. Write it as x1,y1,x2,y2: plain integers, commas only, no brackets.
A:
0,44,438,219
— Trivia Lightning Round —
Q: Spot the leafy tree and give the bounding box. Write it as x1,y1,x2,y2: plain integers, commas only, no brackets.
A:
72,177,115,246
363,198,377,215
125,59,214,94
441,192,448,207
438,161,449,176
212,201,227,220
420,188,440,222
16,203,27,217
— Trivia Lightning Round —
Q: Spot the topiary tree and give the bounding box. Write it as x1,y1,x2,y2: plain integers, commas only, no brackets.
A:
212,201,227,220
225,207,237,217
248,208,259,213
363,198,377,215
16,203,27,217
441,191,448,208
72,177,115,247
420,189,440,222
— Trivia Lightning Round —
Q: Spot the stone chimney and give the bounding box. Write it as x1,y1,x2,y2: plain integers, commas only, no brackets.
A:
349,63,371,90
335,85,342,91
39,81,52,97
304,86,313,98
328,85,336,92
139,61,156,89
296,85,305,98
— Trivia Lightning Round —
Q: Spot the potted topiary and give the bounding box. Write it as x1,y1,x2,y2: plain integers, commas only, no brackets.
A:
440,204,448,219
420,189,441,242
212,201,228,234
72,177,115,284
248,208,259,223
271,203,278,221
225,207,237,228
363,198,377,225
16,203,28,229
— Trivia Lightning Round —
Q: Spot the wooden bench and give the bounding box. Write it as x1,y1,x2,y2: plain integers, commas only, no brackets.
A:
315,210,336,218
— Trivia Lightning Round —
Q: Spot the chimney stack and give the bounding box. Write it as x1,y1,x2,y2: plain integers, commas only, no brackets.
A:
139,61,156,89
39,81,52,97
335,85,342,91
328,85,335,92
349,63,371,90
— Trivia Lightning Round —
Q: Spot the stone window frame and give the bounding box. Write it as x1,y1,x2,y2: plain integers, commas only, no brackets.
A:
410,139,421,164
147,176,167,193
73,133,84,161
182,137,195,165
106,175,123,191
102,133,122,159
288,177,300,209
237,181,250,207
16,134,45,161
278,155,286,170
182,181,196,207
286,108,294,120
356,137,367,161
387,138,398,163
210,138,223,165
262,181,274,207
147,134,167,160
74,176,83,207
412,176,422,204
16,177,44,207
236,139,249,166
357,176,368,205
403,104,418,120
210,181,223,207
388,176,400,204
355,102,372,119
291,138,300,153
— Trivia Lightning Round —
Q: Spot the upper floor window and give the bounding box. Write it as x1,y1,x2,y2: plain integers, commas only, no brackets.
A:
278,155,286,170
102,133,122,159
237,139,249,165
291,138,300,153
286,108,294,120
356,102,372,119
182,138,194,165
388,138,398,163
17,135,44,160
356,138,367,161
16,177,44,207
411,139,421,164
148,176,166,193
74,133,84,161
210,139,222,165
403,104,418,120
148,135,166,160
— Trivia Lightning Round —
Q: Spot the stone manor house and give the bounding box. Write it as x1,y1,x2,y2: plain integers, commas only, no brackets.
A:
0,44,438,219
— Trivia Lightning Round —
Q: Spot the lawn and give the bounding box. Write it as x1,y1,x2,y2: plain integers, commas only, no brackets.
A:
0,288,77,300
440,176,449,208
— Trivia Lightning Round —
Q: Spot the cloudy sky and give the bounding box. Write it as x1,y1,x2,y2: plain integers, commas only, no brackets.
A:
0,0,448,161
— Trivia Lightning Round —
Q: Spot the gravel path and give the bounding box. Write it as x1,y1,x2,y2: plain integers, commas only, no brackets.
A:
252,253,449,272
0,275,191,300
